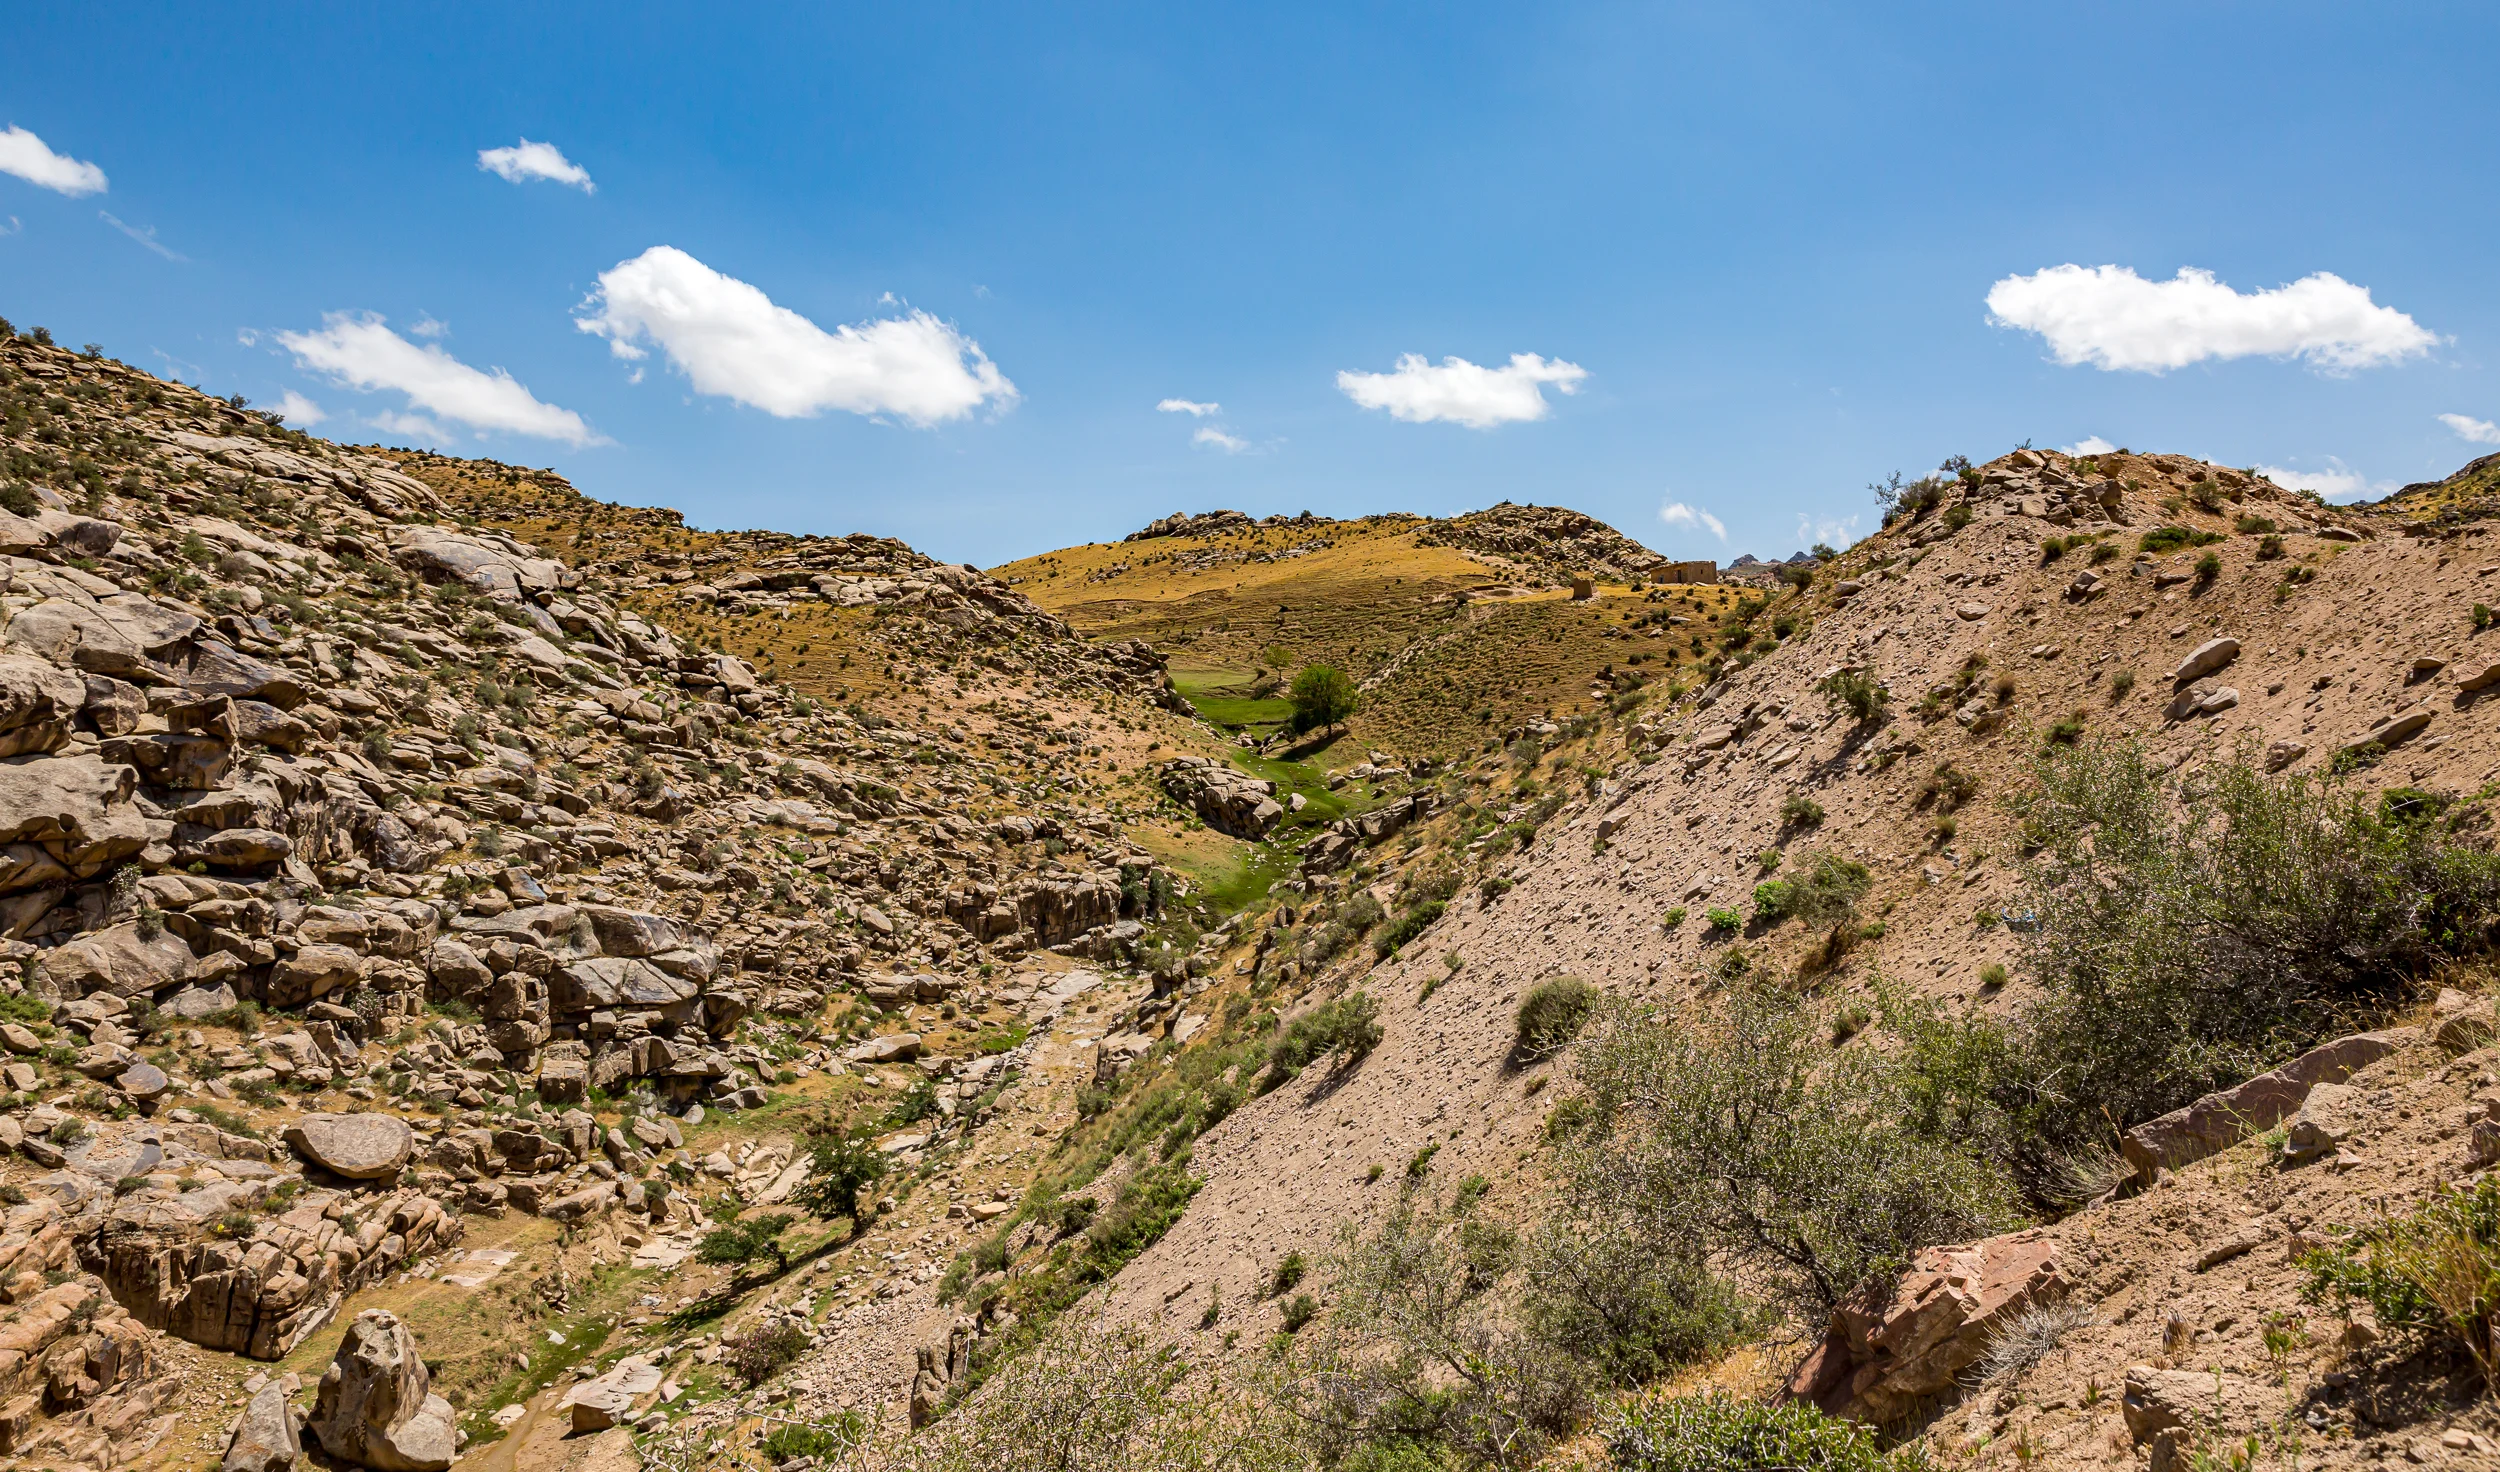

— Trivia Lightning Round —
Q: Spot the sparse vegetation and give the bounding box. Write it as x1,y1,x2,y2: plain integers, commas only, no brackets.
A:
1515,976,1600,1059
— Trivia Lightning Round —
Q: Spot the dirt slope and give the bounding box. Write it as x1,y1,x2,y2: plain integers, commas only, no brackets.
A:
1082,449,2500,1461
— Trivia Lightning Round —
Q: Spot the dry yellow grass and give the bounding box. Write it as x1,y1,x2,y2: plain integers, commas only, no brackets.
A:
997,517,1745,757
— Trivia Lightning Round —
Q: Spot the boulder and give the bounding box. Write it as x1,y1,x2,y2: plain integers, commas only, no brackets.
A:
307,1311,457,1471
2119,1030,2403,1181
223,1376,303,1472
116,1061,170,1105
2340,708,2433,757
1788,1230,2066,1423
2169,637,2240,685
1158,758,1283,839
160,980,240,1019
34,920,197,999
282,1114,412,1181
0,653,88,758
0,751,150,878
266,945,364,1007
848,1032,922,1064
2282,1082,2370,1162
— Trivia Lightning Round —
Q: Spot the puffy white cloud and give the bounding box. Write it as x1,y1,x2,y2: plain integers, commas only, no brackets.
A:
576,246,1019,426
275,312,599,445
0,126,106,196
367,410,454,445
1796,512,1860,548
477,139,594,192
271,390,326,427
1986,265,2436,374
2060,435,2117,456
1192,426,1248,453
98,210,181,261
1158,398,1219,416
1659,501,1727,541
2439,413,2500,446
2255,458,2392,503
1337,352,1586,428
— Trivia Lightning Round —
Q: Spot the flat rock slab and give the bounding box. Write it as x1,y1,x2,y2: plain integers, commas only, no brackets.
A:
283,1112,413,1180
438,1247,517,1288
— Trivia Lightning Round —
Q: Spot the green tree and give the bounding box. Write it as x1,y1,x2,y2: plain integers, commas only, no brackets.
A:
1288,664,1359,735
791,1119,889,1226
698,1211,796,1276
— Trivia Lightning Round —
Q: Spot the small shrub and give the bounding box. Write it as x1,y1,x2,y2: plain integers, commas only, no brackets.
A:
1780,793,1826,830
1661,906,1687,928
2193,551,2222,585
2235,513,2277,535
1815,670,1886,726
2044,711,2086,746
2139,525,2223,554
2108,670,2136,702
1516,976,1600,1058
1704,906,1744,933
1942,503,1974,532
1918,762,1978,812
2256,533,2286,560
1279,1292,1319,1332
725,1317,811,1386
1609,1392,1932,1472
1753,851,1873,929
1270,1251,1307,1298
2301,1175,2500,1389
1262,992,1383,1089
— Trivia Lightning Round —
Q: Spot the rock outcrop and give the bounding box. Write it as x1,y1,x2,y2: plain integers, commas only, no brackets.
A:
306,1310,456,1471
1787,1229,2068,1423
1159,757,1282,839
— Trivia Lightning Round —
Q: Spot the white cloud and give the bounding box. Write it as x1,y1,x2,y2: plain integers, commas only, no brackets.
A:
2060,435,2117,456
275,312,599,445
1337,352,1587,429
476,139,593,193
271,390,326,427
1659,501,1727,541
1796,512,1860,548
1158,398,1219,416
0,216,20,237
2439,413,2500,446
2254,458,2393,504
576,246,1019,426
1192,426,1248,453
0,126,106,196
1986,265,2436,374
410,315,449,339
367,410,455,444
98,210,181,261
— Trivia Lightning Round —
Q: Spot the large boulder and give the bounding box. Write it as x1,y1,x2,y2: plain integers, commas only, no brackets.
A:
282,1114,412,1181
266,944,364,1007
0,751,151,881
33,920,197,999
306,1311,457,1471
222,1376,303,1472
1159,757,1283,839
0,653,88,758
1787,1230,2066,1423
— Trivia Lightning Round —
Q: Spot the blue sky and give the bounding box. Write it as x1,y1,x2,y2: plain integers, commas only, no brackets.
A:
5,3,2496,566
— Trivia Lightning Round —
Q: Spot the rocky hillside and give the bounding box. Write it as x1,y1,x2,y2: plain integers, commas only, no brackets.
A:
7,312,2500,1472
0,329,1248,1469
